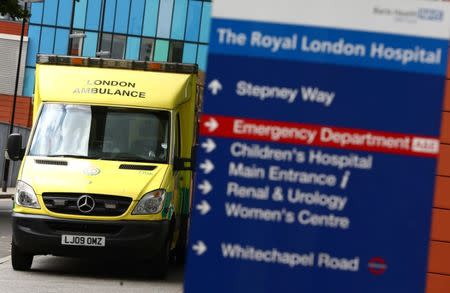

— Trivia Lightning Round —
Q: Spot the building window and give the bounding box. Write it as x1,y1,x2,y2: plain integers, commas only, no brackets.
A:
98,33,112,57
25,0,211,76
82,32,98,57
169,41,184,63
111,35,126,59
140,38,155,61
70,30,84,56
125,37,140,60
154,40,169,62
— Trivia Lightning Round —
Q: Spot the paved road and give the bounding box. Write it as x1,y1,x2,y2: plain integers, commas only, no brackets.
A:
0,257,184,292
0,199,184,293
0,199,13,258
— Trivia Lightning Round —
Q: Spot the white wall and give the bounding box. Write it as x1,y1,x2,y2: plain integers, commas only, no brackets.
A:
0,33,28,96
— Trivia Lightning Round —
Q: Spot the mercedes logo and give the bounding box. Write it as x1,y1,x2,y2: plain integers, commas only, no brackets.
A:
84,167,100,176
77,195,95,213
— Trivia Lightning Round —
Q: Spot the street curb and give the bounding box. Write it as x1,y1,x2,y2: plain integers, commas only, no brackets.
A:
0,256,10,264
0,188,15,199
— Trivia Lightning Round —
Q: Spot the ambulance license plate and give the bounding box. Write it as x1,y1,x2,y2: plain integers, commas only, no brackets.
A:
61,235,105,247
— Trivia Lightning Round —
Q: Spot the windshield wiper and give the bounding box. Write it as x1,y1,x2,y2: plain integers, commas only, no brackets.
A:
46,154,164,163
46,154,99,159
100,156,162,163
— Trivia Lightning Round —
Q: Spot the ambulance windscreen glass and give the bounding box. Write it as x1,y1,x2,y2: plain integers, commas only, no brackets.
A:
29,103,170,163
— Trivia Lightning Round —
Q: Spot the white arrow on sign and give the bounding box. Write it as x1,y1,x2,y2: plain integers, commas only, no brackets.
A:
208,79,222,95
192,240,207,256
199,159,214,174
198,180,213,195
201,138,216,153
204,117,219,133
196,200,211,215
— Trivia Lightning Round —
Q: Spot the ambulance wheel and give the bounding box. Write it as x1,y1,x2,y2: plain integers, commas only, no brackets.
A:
11,243,33,271
150,236,170,279
174,216,189,265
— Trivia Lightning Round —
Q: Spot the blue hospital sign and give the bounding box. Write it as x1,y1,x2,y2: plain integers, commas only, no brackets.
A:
184,0,450,292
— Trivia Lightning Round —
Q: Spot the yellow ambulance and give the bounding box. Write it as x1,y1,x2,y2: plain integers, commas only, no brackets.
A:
5,55,199,277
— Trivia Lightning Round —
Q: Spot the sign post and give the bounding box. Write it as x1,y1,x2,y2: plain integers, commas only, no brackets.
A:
185,1,450,292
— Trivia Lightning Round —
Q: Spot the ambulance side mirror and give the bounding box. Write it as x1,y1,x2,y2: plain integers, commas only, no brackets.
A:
6,133,24,161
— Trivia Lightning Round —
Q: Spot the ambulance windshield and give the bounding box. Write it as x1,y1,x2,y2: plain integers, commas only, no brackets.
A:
29,103,170,163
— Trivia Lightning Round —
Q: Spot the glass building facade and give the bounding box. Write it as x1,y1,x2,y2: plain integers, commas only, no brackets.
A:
23,0,211,97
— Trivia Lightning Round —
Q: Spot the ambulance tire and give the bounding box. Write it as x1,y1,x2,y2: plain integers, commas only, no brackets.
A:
11,243,33,271
150,234,171,279
174,216,189,265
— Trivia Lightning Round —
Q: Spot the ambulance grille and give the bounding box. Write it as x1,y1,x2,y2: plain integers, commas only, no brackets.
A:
35,159,68,166
119,164,156,170
42,193,132,216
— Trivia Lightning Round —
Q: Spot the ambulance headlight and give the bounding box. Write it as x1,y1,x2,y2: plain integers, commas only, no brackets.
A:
15,181,40,209
132,189,165,214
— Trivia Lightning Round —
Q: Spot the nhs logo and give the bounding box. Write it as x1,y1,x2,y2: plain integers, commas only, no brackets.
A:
418,8,444,21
